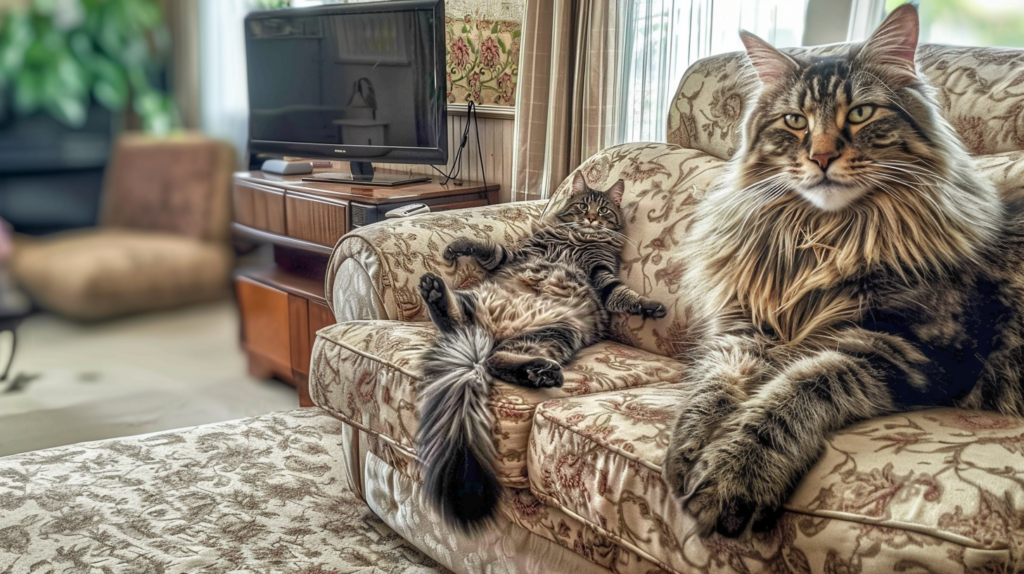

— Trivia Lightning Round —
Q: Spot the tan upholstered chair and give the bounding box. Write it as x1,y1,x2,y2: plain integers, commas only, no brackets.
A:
12,132,236,320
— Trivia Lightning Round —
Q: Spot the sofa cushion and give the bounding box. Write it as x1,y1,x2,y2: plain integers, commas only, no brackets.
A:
12,228,233,320
529,388,1022,574
309,320,686,488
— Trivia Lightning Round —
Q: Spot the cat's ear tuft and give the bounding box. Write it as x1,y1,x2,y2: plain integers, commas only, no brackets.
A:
856,3,919,86
740,31,799,86
607,180,625,207
571,171,587,196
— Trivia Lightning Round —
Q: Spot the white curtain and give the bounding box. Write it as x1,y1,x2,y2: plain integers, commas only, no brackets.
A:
616,0,809,144
198,0,254,166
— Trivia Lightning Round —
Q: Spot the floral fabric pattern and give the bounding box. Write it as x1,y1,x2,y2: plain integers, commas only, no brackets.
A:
0,409,447,574
309,321,686,489
530,390,1022,574
666,45,1024,159
445,15,521,105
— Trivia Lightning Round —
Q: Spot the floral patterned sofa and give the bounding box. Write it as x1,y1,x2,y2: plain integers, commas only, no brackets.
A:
312,43,1024,574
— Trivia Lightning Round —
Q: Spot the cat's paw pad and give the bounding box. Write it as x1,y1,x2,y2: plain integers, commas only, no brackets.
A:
419,273,447,305
522,359,563,388
640,300,667,319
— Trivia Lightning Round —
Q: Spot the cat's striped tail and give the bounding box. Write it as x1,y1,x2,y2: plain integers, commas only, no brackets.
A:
416,323,499,533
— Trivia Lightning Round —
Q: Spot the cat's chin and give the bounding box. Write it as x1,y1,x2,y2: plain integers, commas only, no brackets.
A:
796,182,868,212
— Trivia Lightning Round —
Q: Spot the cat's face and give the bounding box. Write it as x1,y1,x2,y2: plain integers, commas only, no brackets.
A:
555,173,625,236
738,5,933,212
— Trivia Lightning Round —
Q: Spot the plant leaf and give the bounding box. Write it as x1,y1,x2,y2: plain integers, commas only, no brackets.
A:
13,69,42,115
88,54,127,109
45,93,87,127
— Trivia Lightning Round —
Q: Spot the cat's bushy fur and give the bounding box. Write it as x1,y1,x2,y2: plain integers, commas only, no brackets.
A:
664,4,1024,539
417,173,666,532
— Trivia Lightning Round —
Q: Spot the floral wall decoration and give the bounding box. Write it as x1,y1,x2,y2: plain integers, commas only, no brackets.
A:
445,14,521,106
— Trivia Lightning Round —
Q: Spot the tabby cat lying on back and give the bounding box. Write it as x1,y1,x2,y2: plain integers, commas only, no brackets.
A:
417,173,666,532
664,4,1024,538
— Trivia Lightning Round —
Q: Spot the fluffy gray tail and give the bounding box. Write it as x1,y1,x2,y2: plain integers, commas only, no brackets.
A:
417,323,499,533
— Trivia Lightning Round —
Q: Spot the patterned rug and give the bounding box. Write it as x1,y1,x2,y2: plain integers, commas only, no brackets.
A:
0,408,448,574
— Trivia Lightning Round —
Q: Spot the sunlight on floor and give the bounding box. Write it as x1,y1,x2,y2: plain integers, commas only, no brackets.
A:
0,300,299,456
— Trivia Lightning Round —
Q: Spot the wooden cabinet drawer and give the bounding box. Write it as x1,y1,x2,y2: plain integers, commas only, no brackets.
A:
432,198,489,212
285,192,347,247
234,181,286,234
236,277,291,377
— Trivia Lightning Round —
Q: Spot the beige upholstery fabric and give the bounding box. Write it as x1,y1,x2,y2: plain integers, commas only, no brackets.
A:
666,45,1024,159
530,390,1022,573
12,228,232,320
363,450,632,574
0,409,447,573
310,321,685,488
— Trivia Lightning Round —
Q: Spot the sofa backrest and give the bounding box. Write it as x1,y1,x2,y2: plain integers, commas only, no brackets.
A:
666,44,1024,159
542,43,1024,357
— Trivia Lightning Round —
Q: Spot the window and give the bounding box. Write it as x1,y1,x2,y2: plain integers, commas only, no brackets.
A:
884,0,1024,48
617,0,809,144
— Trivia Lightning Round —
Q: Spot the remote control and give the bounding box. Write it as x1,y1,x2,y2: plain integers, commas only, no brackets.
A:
385,203,431,218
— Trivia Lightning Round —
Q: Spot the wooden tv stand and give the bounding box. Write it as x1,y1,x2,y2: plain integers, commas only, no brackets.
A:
232,167,499,405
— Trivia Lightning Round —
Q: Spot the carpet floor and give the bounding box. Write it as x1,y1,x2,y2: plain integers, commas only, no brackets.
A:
0,300,299,457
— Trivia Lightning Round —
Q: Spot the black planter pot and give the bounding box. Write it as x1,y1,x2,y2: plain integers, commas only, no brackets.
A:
0,106,121,235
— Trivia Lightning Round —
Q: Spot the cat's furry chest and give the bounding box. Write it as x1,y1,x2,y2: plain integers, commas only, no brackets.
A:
857,268,1011,407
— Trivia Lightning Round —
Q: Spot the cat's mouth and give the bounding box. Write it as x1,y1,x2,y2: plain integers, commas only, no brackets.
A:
797,178,868,211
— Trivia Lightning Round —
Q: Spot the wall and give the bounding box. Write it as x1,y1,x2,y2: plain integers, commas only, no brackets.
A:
371,107,516,203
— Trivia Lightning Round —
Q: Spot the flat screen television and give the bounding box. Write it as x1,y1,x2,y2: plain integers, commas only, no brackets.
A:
244,0,446,185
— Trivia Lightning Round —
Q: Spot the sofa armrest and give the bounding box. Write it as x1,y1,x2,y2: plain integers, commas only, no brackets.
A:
326,201,547,323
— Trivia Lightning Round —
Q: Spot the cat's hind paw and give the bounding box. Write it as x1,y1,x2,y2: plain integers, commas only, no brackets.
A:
443,238,474,265
522,358,564,388
640,299,667,319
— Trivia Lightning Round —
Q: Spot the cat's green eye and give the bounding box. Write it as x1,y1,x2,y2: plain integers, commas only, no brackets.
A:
598,207,611,216
783,114,807,130
847,105,876,124
574,203,588,213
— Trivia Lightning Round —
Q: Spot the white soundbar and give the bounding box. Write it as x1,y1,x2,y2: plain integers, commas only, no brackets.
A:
261,159,314,175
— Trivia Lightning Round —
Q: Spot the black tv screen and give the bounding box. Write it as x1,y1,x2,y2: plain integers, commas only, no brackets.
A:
244,0,447,164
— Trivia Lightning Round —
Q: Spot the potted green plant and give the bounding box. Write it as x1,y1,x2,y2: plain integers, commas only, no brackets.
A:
0,0,177,133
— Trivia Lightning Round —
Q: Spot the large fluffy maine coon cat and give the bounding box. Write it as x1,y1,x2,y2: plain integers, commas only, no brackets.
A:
663,4,1024,538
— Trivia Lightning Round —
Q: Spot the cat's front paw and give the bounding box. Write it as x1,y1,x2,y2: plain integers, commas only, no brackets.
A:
680,435,789,538
443,238,474,264
639,298,667,319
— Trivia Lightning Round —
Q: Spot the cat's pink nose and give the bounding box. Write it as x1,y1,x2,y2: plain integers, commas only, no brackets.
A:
810,150,839,170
